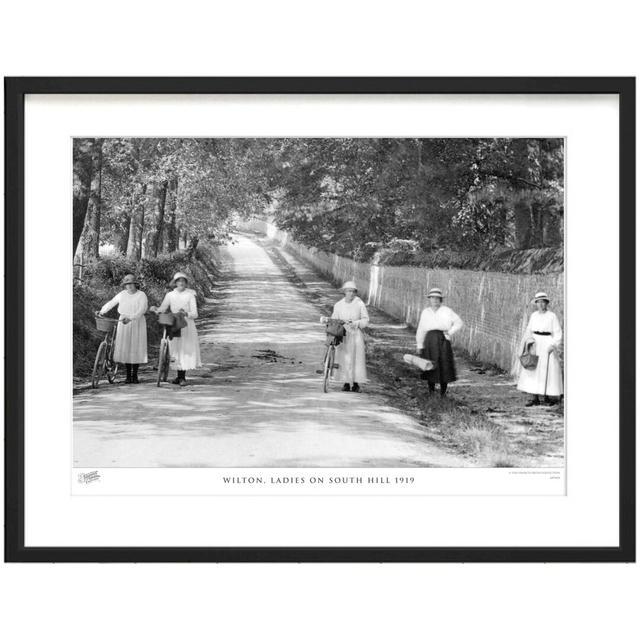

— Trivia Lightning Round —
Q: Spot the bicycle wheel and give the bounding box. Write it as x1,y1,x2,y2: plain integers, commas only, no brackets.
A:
106,340,118,383
91,341,107,389
161,341,170,382
323,345,335,393
157,341,169,387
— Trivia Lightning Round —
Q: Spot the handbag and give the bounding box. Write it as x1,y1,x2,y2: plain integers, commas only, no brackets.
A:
519,342,539,370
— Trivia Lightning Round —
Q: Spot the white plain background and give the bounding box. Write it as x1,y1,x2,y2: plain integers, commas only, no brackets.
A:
1,2,638,639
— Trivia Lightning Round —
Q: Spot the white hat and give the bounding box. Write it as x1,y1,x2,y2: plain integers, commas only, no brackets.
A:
427,287,443,299
170,271,189,286
341,280,357,291
532,291,550,303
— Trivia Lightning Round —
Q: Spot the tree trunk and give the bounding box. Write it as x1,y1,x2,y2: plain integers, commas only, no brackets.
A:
73,139,94,256
75,138,104,263
530,201,544,247
513,198,532,249
146,180,168,258
165,177,179,252
114,208,131,255
126,183,147,260
543,206,563,246
187,235,199,259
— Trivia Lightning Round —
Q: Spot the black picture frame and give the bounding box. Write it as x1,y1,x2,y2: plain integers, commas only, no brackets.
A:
4,76,635,563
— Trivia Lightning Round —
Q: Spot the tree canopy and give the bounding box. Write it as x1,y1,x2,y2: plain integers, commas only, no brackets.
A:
73,137,563,263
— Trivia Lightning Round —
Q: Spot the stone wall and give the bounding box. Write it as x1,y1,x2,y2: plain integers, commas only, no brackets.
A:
241,219,564,375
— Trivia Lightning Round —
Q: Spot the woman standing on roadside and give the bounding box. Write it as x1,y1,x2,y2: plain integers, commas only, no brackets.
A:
150,272,201,386
415,287,463,397
331,281,369,392
517,292,563,406
97,274,148,384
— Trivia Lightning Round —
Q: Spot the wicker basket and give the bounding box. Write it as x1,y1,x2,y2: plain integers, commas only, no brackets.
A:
95,316,118,332
158,312,175,326
325,319,345,338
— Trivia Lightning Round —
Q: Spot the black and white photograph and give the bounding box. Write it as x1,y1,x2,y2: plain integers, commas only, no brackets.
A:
7,75,632,563
73,136,565,471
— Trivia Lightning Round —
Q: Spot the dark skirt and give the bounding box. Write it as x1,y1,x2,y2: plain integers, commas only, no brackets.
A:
421,330,457,384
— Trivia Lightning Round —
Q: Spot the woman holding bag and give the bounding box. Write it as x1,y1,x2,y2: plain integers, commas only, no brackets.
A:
150,272,202,386
517,292,563,406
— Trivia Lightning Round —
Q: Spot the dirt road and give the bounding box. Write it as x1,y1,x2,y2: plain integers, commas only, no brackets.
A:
74,235,467,467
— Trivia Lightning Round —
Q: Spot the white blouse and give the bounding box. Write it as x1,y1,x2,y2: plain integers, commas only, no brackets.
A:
157,289,198,319
523,310,562,346
100,290,148,320
415,305,463,349
331,297,370,329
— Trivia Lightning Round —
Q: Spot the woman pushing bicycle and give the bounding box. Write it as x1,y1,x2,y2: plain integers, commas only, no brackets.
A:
330,280,369,392
96,274,148,384
149,271,201,386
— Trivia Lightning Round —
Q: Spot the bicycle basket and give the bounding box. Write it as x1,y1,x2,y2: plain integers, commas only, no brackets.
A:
326,333,344,346
95,316,118,332
158,312,175,326
325,319,345,338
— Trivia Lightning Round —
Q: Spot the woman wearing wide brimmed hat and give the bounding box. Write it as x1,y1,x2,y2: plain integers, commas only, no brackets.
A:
517,292,563,406
150,272,202,386
330,280,370,392
415,287,463,397
97,274,148,383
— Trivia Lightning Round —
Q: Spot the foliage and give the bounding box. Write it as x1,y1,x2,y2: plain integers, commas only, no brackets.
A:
73,137,564,264
74,138,264,260
73,247,217,377
261,138,564,257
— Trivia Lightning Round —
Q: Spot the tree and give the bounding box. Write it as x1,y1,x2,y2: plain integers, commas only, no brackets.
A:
70,136,563,266
113,205,131,254
75,138,104,263
165,176,179,252
145,180,168,257
73,138,94,256
262,137,563,256
126,183,147,260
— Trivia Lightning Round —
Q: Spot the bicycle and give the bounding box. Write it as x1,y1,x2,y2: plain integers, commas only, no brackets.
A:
92,314,119,388
156,312,174,386
320,318,346,393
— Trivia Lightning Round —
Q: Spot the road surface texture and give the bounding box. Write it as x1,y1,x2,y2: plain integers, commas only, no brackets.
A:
74,235,470,468
254,234,564,467
260,234,564,466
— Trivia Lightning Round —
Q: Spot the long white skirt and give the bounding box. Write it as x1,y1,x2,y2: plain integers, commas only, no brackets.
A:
169,317,202,371
114,317,147,364
517,334,563,396
334,329,368,384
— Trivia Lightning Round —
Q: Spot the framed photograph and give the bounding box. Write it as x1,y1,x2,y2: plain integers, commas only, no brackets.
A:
5,77,635,562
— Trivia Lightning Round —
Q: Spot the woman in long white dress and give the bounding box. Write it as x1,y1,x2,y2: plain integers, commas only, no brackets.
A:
517,291,563,406
331,281,369,392
151,272,202,386
98,273,148,384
